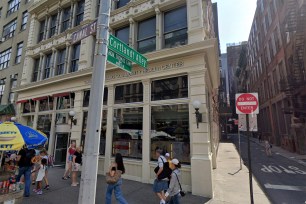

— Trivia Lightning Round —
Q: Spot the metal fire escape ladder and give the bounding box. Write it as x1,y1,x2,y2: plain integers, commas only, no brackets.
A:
286,0,298,32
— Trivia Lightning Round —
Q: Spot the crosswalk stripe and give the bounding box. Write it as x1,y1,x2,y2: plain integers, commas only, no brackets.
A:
264,183,306,191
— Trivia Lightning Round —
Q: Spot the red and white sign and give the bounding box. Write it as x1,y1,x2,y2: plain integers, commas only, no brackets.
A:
235,93,259,114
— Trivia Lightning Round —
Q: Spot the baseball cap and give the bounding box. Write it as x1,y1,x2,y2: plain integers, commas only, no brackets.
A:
165,153,170,157
171,158,180,165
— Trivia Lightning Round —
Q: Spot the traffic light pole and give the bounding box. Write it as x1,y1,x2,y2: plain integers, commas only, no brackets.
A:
78,0,111,203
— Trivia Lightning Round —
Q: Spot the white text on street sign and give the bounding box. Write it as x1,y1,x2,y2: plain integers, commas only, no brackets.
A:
235,93,259,114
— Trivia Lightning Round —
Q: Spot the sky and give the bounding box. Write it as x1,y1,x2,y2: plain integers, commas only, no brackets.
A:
212,0,257,53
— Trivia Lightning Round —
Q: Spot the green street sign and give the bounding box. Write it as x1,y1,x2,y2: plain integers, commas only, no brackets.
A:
107,49,132,73
108,34,148,69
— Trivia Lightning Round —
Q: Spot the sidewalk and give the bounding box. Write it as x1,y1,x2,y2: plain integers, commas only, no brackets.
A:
21,167,209,204
206,142,270,204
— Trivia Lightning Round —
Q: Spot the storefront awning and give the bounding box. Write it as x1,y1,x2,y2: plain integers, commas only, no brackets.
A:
0,104,15,115
32,96,48,101
52,92,70,97
16,99,28,104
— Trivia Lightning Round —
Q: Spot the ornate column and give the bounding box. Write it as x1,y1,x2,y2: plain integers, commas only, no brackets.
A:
44,14,50,40
129,18,135,48
38,53,45,81
187,0,205,43
155,7,162,50
56,7,62,35
70,1,77,28
51,47,58,77
65,42,72,74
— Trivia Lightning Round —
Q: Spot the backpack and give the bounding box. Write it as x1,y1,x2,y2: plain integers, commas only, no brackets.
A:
154,156,172,180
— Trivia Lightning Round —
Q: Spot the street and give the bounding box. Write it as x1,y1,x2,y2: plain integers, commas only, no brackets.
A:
230,134,306,204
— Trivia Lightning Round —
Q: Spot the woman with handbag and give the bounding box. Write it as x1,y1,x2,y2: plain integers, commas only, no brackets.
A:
105,153,128,204
62,141,76,180
165,159,184,204
71,147,82,186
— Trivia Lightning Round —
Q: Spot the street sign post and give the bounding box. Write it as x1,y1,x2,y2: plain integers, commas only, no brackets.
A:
107,49,132,73
235,92,259,204
108,34,148,69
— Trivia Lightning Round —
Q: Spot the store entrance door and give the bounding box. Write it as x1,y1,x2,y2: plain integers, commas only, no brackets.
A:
54,133,69,165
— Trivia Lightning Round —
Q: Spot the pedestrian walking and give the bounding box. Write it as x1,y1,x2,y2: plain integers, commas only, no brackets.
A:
153,148,172,204
32,158,47,195
71,147,82,186
62,141,76,180
265,140,272,156
39,149,50,190
105,153,128,204
165,159,183,204
16,147,35,197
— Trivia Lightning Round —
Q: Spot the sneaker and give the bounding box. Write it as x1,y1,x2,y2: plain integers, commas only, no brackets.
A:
44,185,50,190
33,189,38,192
62,177,68,180
68,176,71,178
71,183,78,187
160,200,166,204
32,181,35,185
36,190,42,195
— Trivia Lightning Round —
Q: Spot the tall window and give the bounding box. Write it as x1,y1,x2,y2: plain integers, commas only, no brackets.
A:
21,11,28,30
43,54,52,79
75,0,85,26
164,6,187,48
115,26,129,45
0,48,12,70
38,20,46,42
39,97,53,111
23,100,35,113
56,93,75,110
71,43,80,72
56,48,66,75
137,17,156,54
83,88,108,107
7,0,20,16
3,19,17,40
151,76,188,101
113,107,143,159
49,14,57,38
32,58,40,82
9,74,17,103
151,104,190,164
115,82,143,104
15,42,23,64
61,7,71,32
0,78,5,103
116,0,129,9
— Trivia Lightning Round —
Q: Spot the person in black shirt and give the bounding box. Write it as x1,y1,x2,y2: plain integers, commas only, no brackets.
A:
71,147,82,186
16,148,35,197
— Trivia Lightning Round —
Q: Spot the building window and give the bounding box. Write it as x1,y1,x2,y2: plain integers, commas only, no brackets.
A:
56,93,75,110
39,97,53,111
2,19,17,40
37,115,51,145
71,43,80,72
56,48,66,75
113,107,143,159
0,48,12,70
115,26,129,45
7,0,20,16
0,8,2,18
23,100,35,113
38,20,46,42
61,7,71,32
116,0,129,9
83,88,107,107
151,75,188,101
15,42,23,64
151,104,190,164
49,14,57,38
0,78,5,103
81,110,107,155
75,0,85,26
137,17,156,54
32,58,40,82
164,6,187,48
115,82,143,104
43,54,52,79
20,11,28,31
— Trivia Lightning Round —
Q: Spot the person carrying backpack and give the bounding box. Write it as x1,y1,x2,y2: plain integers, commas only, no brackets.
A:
153,148,172,204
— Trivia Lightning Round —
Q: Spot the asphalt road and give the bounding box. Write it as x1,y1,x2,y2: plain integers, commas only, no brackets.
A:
229,134,306,204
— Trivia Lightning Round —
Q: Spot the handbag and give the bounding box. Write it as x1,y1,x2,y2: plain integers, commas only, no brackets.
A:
106,170,122,184
174,172,186,197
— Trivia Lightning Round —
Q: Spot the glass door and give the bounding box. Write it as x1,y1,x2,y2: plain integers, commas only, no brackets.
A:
54,133,69,165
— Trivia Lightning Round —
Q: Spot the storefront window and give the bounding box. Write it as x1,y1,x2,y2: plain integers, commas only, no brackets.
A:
113,108,143,159
39,97,53,111
37,114,52,150
55,112,69,124
151,104,190,164
22,100,35,113
81,111,107,155
56,93,75,110
115,82,143,104
83,88,108,107
151,76,188,101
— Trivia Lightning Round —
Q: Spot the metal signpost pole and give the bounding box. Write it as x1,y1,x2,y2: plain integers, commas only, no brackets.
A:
78,0,111,203
246,114,254,204
238,128,242,170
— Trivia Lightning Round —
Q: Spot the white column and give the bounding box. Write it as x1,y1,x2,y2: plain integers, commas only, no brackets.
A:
188,70,213,198
56,8,62,35
33,101,39,130
65,43,72,74
45,15,51,40
142,79,151,183
155,7,162,50
51,48,58,77
48,99,57,155
38,53,44,81
71,91,83,145
187,0,205,43
129,18,135,48
71,1,77,28
104,85,114,174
